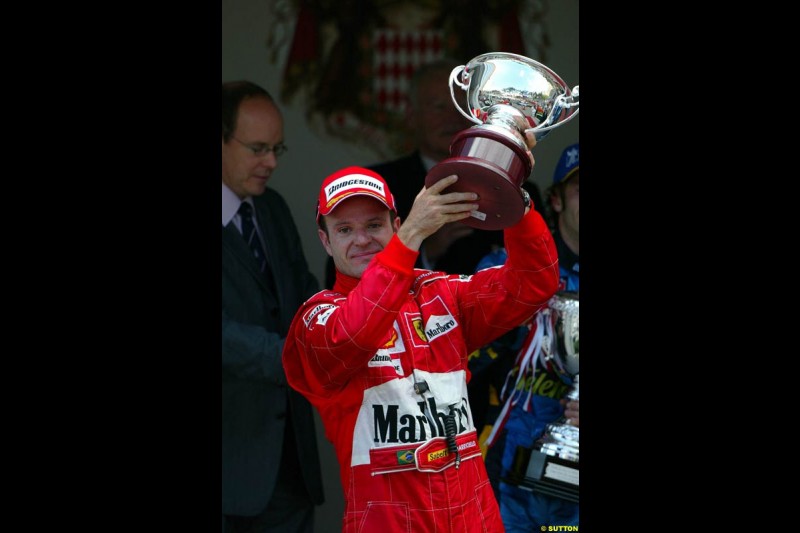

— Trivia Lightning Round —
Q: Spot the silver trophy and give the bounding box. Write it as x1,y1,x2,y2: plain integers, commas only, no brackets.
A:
425,52,579,229
505,292,579,502
528,292,579,501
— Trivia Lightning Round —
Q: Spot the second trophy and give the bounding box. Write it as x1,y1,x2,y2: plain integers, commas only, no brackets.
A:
505,292,579,502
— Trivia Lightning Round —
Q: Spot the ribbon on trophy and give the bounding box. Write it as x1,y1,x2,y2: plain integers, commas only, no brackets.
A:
484,294,578,449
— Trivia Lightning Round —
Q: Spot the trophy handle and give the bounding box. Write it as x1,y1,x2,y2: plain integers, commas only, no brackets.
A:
449,66,483,126
522,85,580,137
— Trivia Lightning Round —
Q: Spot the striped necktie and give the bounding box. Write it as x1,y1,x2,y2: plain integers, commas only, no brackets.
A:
238,202,277,295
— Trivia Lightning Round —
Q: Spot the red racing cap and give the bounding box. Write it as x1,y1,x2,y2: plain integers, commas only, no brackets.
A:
316,166,397,222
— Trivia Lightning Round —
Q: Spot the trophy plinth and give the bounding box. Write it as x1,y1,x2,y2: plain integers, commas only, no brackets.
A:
522,445,579,503
424,127,530,230
425,52,579,230
523,374,579,502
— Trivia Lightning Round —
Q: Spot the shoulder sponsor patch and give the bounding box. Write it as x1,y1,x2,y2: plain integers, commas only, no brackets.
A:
316,307,335,326
302,303,336,328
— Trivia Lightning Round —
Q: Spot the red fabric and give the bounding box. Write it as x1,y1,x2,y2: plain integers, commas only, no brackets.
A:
283,208,558,531
283,0,318,80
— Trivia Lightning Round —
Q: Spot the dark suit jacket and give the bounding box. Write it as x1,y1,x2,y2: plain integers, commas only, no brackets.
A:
222,188,324,516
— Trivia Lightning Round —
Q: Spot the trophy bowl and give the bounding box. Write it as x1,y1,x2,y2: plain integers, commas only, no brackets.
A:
425,52,579,230
548,291,579,376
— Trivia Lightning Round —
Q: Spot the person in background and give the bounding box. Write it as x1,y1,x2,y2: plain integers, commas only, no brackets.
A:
283,151,558,531
477,143,580,531
222,80,324,533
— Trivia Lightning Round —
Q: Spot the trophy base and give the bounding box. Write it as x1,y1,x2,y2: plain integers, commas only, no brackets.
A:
504,445,579,503
425,128,531,230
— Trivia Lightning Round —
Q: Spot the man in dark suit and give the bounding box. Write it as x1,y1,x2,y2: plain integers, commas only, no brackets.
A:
222,81,324,533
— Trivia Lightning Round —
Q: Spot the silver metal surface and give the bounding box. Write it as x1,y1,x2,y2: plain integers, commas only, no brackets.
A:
449,52,579,142
549,292,579,376
535,293,580,466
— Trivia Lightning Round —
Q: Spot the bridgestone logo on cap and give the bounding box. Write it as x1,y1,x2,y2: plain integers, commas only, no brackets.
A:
325,174,385,205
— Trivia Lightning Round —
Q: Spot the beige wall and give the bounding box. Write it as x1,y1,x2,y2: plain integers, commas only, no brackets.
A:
222,1,578,528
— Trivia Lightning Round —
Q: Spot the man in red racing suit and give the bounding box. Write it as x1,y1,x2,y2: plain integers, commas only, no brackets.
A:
283,162,558,533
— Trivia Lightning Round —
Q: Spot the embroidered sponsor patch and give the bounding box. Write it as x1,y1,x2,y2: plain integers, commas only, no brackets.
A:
458,440,478,453
367,321,406,375
316,308,335,326
419,296,458,342
424,314,457,342
427,440,476,461
413,432,482,472
303,304,336,327
427,447,448,462
324,175,386,205
368,351,404,375
402,311,428,348
425,441,477,462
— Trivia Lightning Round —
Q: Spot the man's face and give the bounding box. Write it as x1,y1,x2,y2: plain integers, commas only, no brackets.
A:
410,73,473,161
556,174,579,236
221,97,283,199
318,196,401,279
